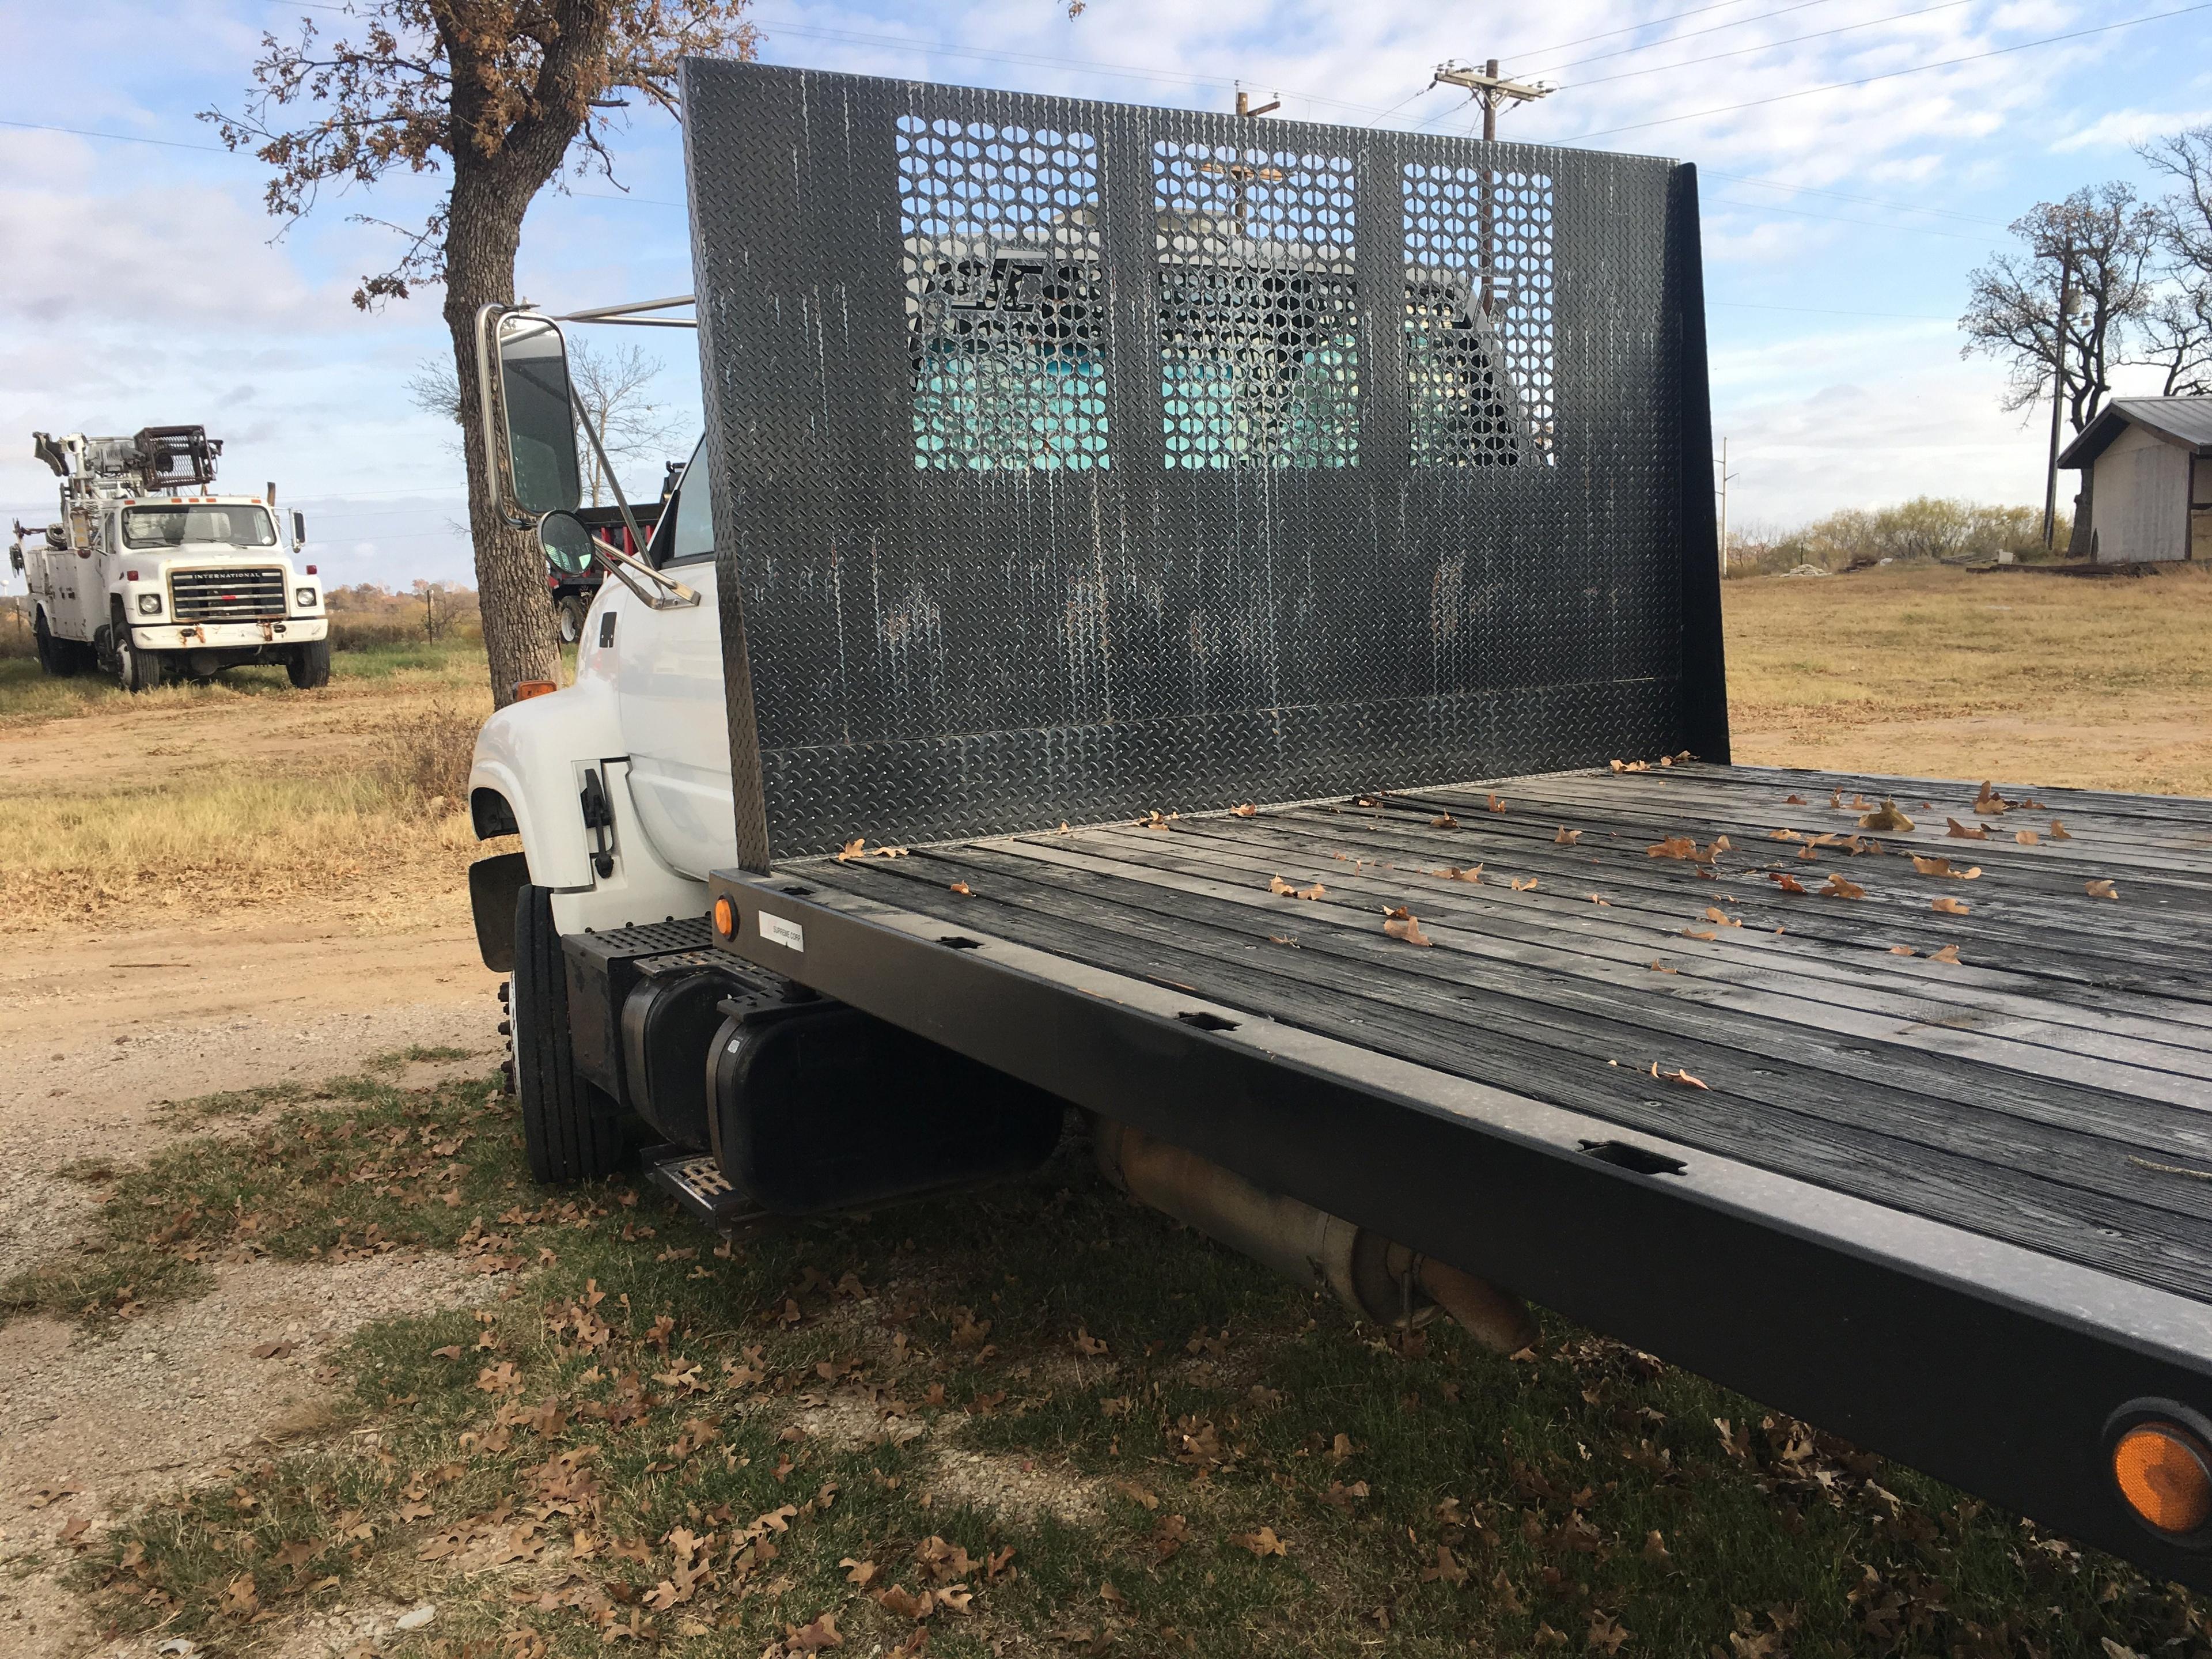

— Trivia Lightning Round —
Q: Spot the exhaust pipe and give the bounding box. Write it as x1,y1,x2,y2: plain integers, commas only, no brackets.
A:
1093,1120,1536,1355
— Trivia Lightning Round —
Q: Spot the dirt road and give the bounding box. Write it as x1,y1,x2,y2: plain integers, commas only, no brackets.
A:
0,910,502,1659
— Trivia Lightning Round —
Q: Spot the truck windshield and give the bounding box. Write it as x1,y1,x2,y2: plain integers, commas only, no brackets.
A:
121,505,278,549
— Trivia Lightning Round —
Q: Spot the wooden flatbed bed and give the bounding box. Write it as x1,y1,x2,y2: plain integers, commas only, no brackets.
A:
712,762,2212,1586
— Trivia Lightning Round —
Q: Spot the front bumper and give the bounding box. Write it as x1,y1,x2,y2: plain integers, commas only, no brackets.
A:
130,618,327,649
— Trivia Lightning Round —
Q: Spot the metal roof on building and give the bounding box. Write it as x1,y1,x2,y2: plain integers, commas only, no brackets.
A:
2057,396,2212,468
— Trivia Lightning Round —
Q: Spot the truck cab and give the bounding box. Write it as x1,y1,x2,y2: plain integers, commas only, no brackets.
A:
13,426,328,691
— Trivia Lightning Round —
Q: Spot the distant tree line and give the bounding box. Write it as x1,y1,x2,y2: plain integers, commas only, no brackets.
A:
1725,497,2067,578
325,581,483,650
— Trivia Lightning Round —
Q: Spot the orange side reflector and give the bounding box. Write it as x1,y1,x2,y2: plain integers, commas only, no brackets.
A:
712,896,737,940
2114,1423,2212,1535
512,680,557,702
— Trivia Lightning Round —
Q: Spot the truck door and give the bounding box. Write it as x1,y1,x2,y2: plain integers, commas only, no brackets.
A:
611,448,735,878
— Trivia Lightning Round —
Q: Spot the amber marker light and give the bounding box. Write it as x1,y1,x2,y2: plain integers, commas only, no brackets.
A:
712,896,737,940
2114,1422,2212,1537
512,679,557,701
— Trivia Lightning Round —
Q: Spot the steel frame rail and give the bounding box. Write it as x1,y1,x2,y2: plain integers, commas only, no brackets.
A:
707,862,2212,1590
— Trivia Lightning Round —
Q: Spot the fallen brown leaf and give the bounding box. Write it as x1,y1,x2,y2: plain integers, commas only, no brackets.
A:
1783,793,1806,805
1610,759,1650,774
1703,906,1741,927
1946,818,1988,840
1589,893,1610,906
1768,872,1807,893
1930,944,1963,964
1820,873,1866,899
949,881,972,896
1910,854,1980,880
1422,1542,1471,1586
2014,828,2040,846
1647,961,1677,974
1231,804,1258,817
1555,827,1583,845
1930,893,1971,916
1431,813,1460,829
1509,877,1539,892
1430,863,1483,884
1858,798,1914,831
841,1559,878,1588
1232,1526,1288,1558
1297,881,1326,900
1683,928,1717,941
2050,818,2072,840
1657,1066,1708,1090
1382,907,1434,947
835,838,866,862
1889,945,1916,956
2086,878,2119,900
1487,794,1506,812
1972,782,2010,815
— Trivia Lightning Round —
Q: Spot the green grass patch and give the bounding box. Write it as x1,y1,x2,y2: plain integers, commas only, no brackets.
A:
50,1077,2211,1657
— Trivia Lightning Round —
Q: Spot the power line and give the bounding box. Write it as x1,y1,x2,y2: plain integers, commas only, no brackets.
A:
1703,168,2006,228
753,17,1399,122
1709,299,1955,319
1518,0,1840,79
1558,0,1977,92
1706,192,1980,240
0,118,231,154
1567,3,2212,141
1504,0,1772,65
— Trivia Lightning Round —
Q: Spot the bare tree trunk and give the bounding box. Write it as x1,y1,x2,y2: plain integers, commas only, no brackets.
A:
443,192,558,707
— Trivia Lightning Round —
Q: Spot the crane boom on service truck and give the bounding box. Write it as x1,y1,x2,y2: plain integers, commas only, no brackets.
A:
9,424,328,692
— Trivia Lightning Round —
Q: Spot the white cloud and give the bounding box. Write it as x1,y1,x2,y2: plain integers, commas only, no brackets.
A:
2052,107,2212,153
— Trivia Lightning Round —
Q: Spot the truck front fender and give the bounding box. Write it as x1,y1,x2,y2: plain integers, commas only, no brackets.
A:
468,682,623,891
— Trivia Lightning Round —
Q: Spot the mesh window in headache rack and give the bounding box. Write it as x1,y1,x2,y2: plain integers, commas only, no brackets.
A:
679,63,1725,870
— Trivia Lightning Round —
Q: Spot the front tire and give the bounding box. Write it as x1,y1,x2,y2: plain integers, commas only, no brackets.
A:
287,639,331,689
118,636,164,693
512,882,631,1183
111,607,163,693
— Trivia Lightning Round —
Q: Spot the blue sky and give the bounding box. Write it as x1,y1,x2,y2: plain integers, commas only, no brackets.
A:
4,0,2209,588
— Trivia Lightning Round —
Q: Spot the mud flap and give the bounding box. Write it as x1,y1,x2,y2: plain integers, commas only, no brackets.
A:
469,852,530,972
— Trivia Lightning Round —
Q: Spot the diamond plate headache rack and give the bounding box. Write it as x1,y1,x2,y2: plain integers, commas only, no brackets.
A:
679,63,1725,870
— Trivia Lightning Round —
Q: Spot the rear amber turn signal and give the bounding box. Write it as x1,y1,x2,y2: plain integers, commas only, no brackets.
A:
712,896,737,940
512,679,556,702
2113,1422,2212,1536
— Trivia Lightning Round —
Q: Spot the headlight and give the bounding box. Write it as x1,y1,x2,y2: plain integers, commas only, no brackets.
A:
294,587,317,608
137,592,162,615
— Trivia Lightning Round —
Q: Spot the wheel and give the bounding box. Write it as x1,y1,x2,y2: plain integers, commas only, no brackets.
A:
32,612,74,677
286,639,331,689
512,882,631,1182
116,632,164,693
556,596,587,645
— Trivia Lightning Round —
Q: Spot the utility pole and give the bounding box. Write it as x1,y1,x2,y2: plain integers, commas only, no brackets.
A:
1433,59,1553,312
2041,249,2073,553
1433,58,1552,144
1715,437,1740,578
1234,88,1281,119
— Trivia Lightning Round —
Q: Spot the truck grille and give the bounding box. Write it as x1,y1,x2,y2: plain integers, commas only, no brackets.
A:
168,567,287,623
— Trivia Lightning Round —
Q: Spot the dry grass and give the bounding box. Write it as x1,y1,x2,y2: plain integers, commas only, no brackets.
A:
1724,563,2212,794
0,642,499,935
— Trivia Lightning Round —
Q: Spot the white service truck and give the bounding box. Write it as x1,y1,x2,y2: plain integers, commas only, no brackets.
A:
10,425,328,691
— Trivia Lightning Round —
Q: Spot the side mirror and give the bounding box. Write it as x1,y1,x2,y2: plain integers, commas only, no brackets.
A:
7,544,21,574
488,312,582,517
537,509,596,576
292,510,307,548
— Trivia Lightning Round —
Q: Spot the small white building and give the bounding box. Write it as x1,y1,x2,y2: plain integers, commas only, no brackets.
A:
2058,397,2212,563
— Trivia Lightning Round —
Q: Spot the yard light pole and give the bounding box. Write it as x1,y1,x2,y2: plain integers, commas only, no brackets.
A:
1715,437,1740,578
2042,250,2073,554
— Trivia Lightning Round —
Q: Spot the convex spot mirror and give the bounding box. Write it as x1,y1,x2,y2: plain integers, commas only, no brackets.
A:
495,315,583,516
537,510,596,577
